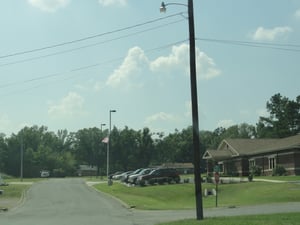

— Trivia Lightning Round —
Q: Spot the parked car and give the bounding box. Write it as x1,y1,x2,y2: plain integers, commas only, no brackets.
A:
127,168,154,184
121,168,143,183
114,171,133,180
111,171,124,180
40,170,50,178
137,168,180,186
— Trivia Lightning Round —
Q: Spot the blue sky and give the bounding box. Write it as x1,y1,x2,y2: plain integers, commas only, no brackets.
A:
0,0,299,136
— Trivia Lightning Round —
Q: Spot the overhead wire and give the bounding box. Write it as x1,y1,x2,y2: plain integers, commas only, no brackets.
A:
0,12,187,59
196,38,300,52
1,11,300,98
0,39,188,95
2,36,300,93
0,18,186,68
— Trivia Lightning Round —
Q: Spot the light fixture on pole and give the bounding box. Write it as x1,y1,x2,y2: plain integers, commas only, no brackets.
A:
100,123,106,132
98,123,106,178
107,109,116,185
20,130,23,182
160,0,203,220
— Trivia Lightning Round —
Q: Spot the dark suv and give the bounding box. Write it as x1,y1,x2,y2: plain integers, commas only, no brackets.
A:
137,168,180,186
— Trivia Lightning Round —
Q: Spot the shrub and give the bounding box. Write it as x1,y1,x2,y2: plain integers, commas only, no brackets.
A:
52,168,66,177
250,165,262,176
272,165,286,176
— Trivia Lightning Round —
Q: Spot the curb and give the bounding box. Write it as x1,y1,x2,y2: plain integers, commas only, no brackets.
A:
6,183,32,212
85,180,131,209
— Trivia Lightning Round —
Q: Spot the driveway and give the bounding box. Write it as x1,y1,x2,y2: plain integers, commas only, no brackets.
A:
0,179,134,225
0,178,299,225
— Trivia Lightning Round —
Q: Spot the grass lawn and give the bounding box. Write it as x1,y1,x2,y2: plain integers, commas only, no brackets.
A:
157,212,300,225
95,182,196,210
94,180,300,210
5,178,46,183
0,184,30,209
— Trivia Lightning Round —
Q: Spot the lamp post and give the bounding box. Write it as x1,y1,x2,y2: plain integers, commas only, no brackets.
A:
20,130,23,182
100,123,106,132
160,0,203,220
98,123,106,178
107,110,116,185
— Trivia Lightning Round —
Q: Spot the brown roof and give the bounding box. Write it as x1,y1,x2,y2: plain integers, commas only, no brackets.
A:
224,138,277,155
249,134,300,155
203,134,300,160
203,149,233,160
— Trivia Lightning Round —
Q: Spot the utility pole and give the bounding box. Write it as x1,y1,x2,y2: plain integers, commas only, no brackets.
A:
20,131,23,182
160,0,203,220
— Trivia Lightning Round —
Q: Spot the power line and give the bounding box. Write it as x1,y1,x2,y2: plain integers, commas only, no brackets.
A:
2,36,300,92
0,19,185,68
0,39,188,93
0,12,186,60
196,38,300,52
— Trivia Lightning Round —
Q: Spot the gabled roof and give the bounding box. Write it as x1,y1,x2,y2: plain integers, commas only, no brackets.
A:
203,149,232,161
203,134,300,161
249,134,300,155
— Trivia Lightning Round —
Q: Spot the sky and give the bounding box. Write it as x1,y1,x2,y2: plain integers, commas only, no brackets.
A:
0,0,299,136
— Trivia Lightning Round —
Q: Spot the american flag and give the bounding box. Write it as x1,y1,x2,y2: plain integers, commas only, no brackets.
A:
102,137,109,143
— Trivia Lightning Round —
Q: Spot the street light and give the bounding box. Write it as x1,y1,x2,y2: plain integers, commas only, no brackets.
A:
98,123,106,178
160,0,204,220
20,130,24,182
107,110,116,185
100,123,106,132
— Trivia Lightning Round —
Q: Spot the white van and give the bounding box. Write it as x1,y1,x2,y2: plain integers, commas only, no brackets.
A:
40,170,50,178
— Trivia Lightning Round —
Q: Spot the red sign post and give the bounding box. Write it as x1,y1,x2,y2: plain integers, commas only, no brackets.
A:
214,172,220,184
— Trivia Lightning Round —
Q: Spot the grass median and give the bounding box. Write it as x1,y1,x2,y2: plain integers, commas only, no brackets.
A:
0,178,42,209
0,184,30,209
94,180,300,210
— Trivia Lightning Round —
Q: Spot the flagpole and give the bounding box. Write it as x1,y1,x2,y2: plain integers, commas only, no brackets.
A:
107,109,116,185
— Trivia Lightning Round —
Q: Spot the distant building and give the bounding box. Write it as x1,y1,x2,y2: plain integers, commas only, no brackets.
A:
77,165,97,176
203,134,300,176
160,162,194,174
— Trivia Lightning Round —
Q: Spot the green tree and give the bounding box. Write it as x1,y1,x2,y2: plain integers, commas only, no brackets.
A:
0,133,8,173
257,93,300,138
5,134,21,176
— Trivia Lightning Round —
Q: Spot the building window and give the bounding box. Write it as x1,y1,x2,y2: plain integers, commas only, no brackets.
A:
249,159,255,167
269,157,276,169
218,163,224,173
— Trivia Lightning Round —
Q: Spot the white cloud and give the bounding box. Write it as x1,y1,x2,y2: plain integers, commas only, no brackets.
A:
150,43,221,80
106,44,220,90
28,0,70,12
184,101,192,117
240,109,251,116
217,119,235,129
98,0,127,7
256,108,269,118
93,81,105,92
106,46,148,89
0,115,29,135
251,26,292,41
145,112,178,124
0,114,12,134
48,92,86,118
295,9,300,19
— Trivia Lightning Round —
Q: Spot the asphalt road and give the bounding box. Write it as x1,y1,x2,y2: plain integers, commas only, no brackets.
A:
0,179,134,225
0,178,300,225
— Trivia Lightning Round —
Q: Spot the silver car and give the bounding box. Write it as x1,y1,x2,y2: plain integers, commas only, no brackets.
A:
127,168,153,184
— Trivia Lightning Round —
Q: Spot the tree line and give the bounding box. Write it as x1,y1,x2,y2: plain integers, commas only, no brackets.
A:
0,93,299,178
